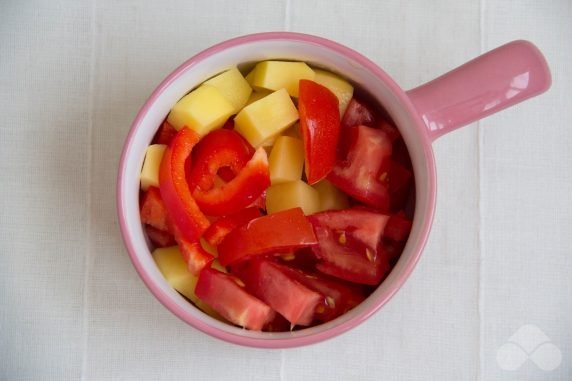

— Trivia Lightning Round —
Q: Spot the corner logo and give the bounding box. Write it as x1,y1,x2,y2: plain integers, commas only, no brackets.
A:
496,324,562,371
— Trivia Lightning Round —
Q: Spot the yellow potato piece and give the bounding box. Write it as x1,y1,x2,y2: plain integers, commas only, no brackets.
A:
140,144,166,191
244,67,256,87
152,246,219,317
167,85,234,135
234,89,299,147
313,179,350,212
203,67,252,113
245,89,271,106
251,61,315,97
313,69,354,117
266,181,320,216
269,136,304,184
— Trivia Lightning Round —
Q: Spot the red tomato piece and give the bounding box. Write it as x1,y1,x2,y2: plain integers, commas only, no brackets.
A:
388,159,413,211
276,265,365,323
218,208,318,266
195,268,275,330
191,148,270,216
176,234,214,275
248,189,266,210
159,128,210,242
145,225,175,248
188,129,255,191
308,208,391,285
377,119,401,143
152,120,178,145
328,125,393,211
298,79,341,185
140,186,170,232
202,207,262,247
338,98,376,157
384,212,413,242
234,258,322,326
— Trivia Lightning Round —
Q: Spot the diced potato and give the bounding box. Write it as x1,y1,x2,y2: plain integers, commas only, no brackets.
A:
140,144,166,190
244,68,256,86
152,246,219,317
282,122,301,139
234,89,299,147
313,179,350,212
245,89,271,106
313,69,354,117
251,61,315,97
269,136,304,184
260,135,278,147
266,181,320,215
203,67,252,113
167,85,234,135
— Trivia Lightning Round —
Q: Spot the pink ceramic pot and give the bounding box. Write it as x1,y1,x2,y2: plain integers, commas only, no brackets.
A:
117,32,551,348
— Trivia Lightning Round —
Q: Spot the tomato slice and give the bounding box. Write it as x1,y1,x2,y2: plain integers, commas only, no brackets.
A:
328,125,392,211
202,207,262,247
144,225,175,248
234,258,322,326
140,186,171,232
152,120,178,145
298,79,340,185
195,268,275,330
191,148,270,216
159,128,210,242
218,208,318,266
275,265,365,323
188,129,255,191
308,208,391,285
338,98,376,157
384,212,413,242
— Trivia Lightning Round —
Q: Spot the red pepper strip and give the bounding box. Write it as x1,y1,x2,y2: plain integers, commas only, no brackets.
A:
218,207,318,266
188,129,255,191
191,148,270,216
159,128,210,242
298,79,341,185
203,207,262,247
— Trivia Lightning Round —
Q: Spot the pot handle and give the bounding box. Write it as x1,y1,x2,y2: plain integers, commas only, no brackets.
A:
406,40,551,141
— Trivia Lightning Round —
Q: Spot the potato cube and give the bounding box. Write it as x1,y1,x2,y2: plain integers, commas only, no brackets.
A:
266,181,320,216
269,136,304,184
152,246,219,317
140,144,166,190
245,89,271,106
244,68,256,86
234,89,299,147
167,85,234,135
313,179,349,212
313,69,354,117
203,67,252,113
251,61,315,97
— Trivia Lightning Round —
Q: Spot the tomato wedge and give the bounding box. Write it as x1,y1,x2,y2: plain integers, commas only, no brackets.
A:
144,225,175,248
202,207,262,247
195,268,275,330
218,208,318,266
234,258,322,326
188,128,255,191
140,186,170,232
328,125,392,211
191,148,270,216
298,79,340,184
338,98,376,157
308,208,391,285
176,234,214,275
152,120,177,145
384,212,413,242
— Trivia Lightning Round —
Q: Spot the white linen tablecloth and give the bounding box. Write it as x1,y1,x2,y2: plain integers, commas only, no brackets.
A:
1,1,570,380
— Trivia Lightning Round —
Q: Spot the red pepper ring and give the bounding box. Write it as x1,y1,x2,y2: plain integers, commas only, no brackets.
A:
188,129,255,190
159,128,210,242
191,148,271,216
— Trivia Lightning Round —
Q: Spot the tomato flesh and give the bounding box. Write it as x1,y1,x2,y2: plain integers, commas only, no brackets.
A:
195,268,275,330
140,186,171,232
218,208,318,266
152,120,177,145
298,79,340,185
202,207,262,247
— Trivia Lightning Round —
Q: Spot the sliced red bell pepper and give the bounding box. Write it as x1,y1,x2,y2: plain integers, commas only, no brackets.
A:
195,268,275,330
298,79,341,185
159,128,210,242
144,225,175,248
202,207,262,247
152,120,178,145
218,208,318,266
308,208,391,285
140,186,170,232
191,148,270,216
175,233,215,275
248,189,266,210
188,128,255,191
233,258,322,326
328,125,393,211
